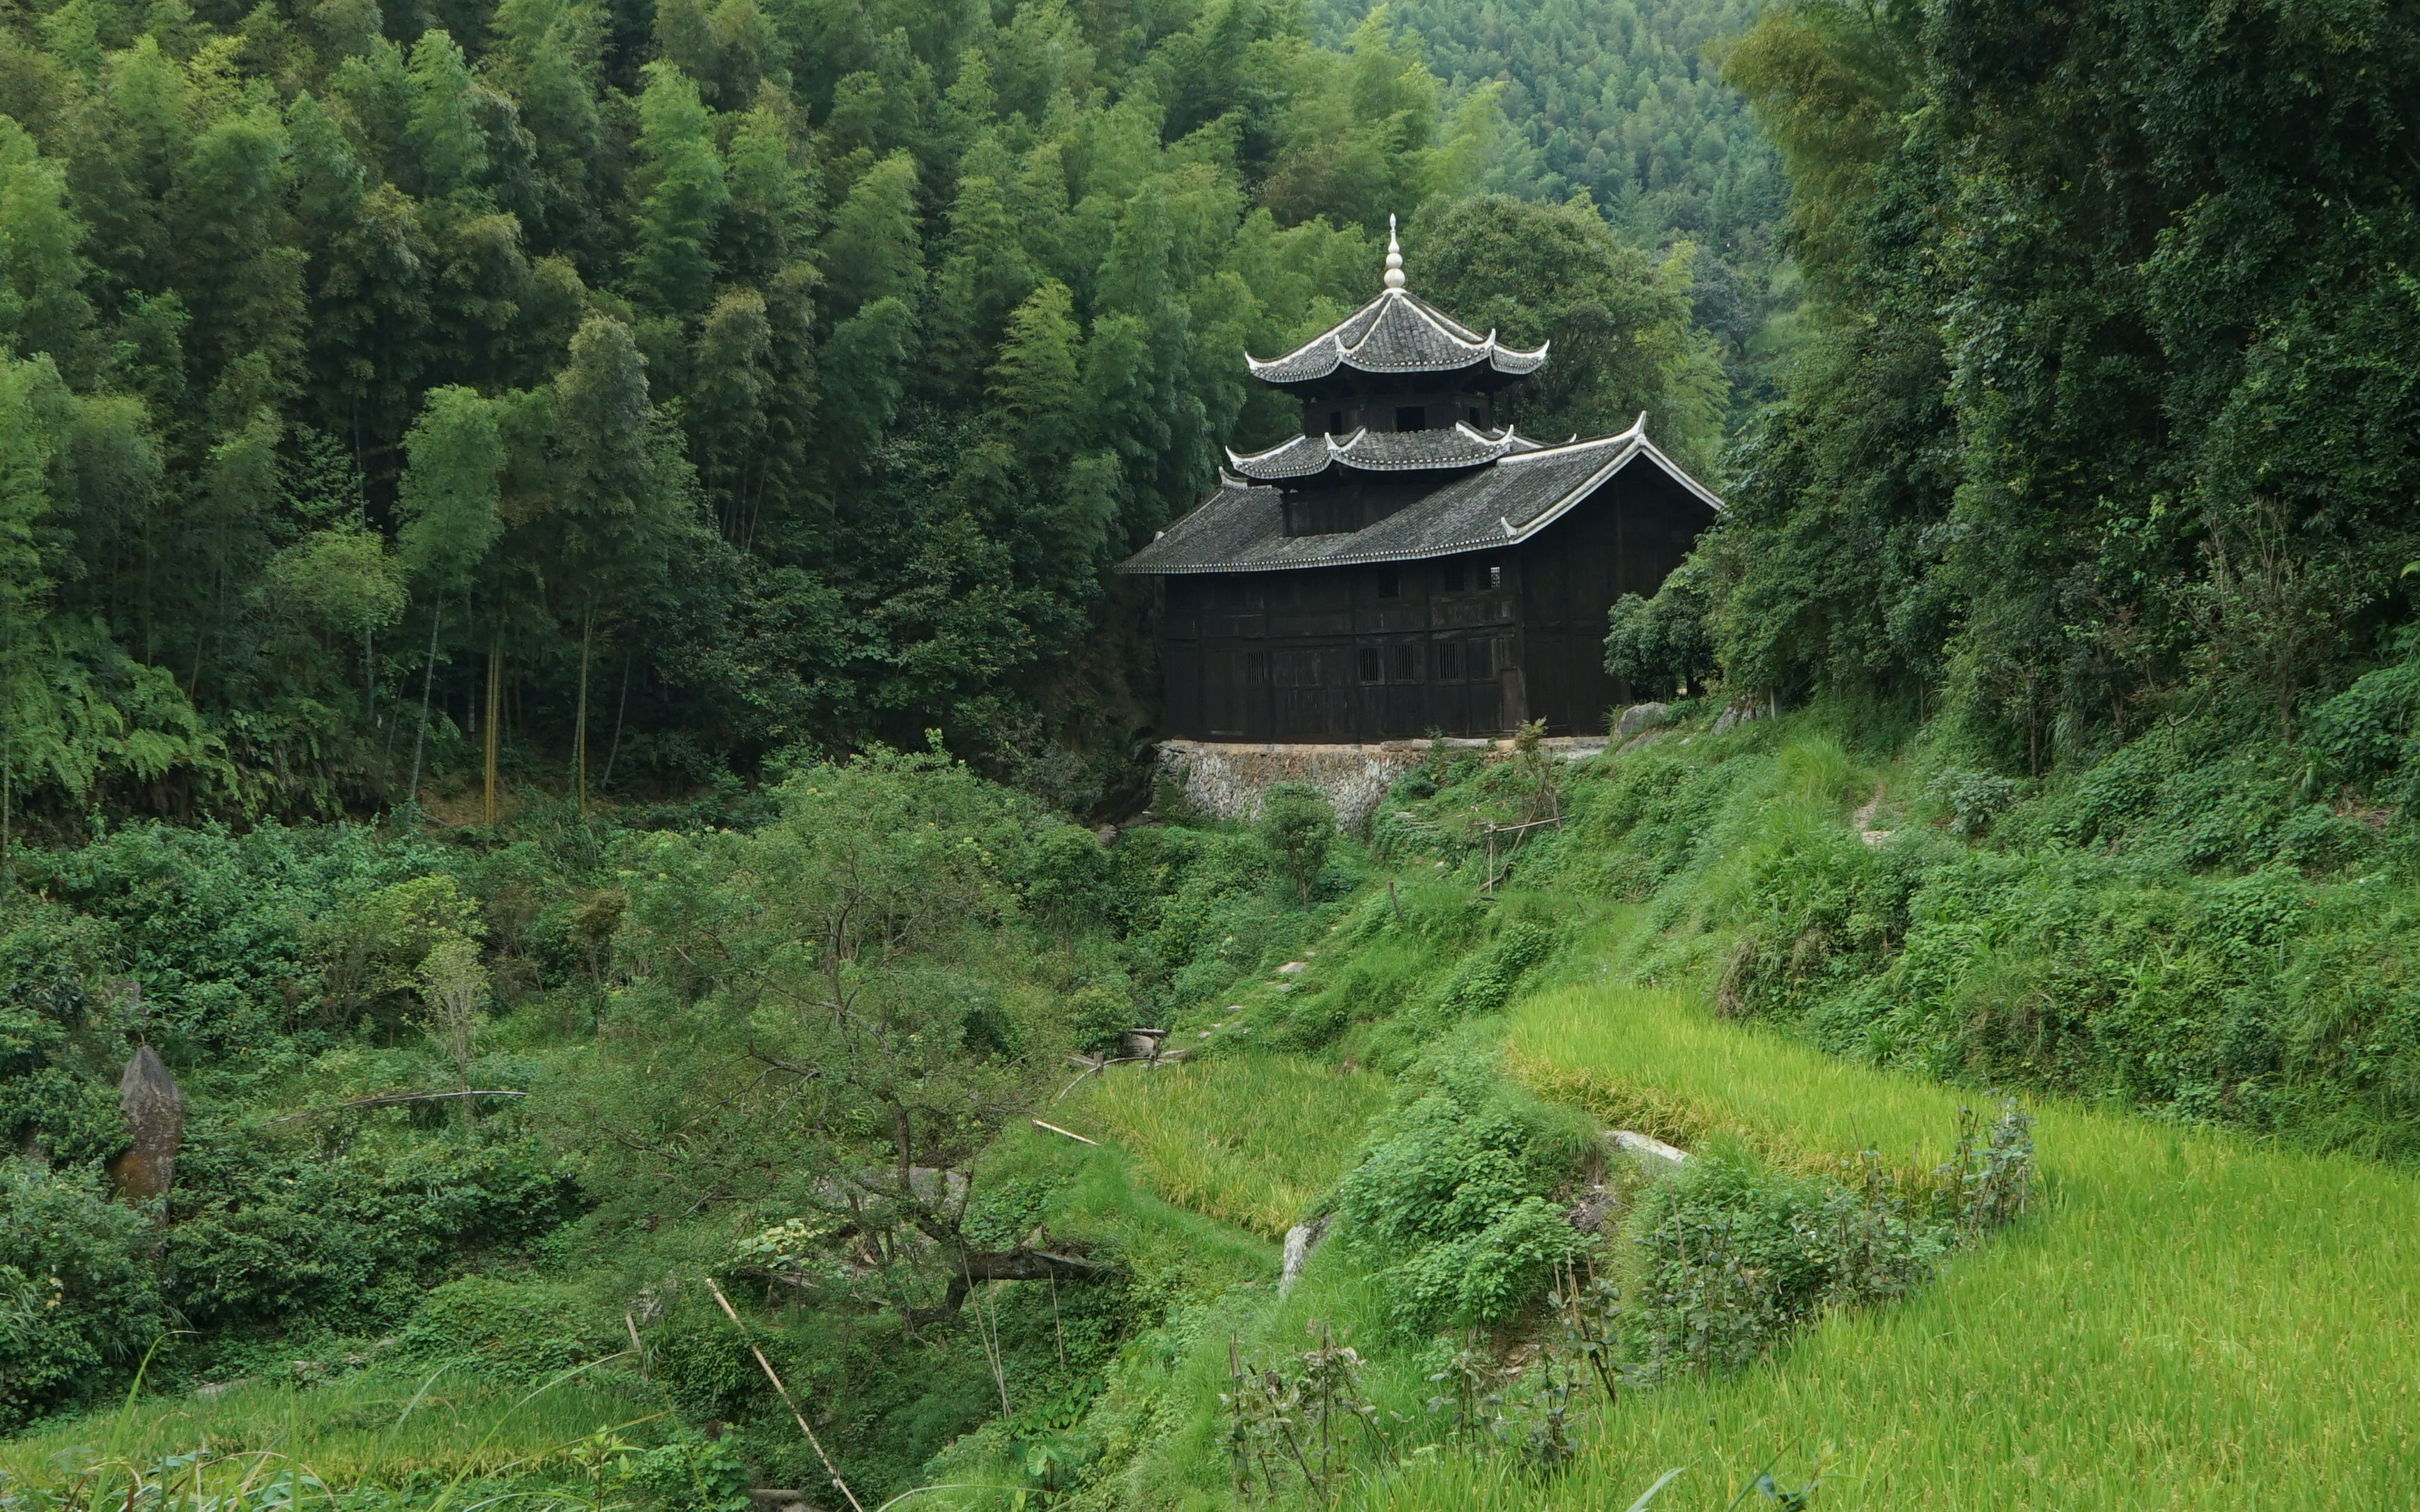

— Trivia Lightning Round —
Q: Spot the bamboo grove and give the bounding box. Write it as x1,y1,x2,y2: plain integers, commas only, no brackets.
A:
0,0,1626,823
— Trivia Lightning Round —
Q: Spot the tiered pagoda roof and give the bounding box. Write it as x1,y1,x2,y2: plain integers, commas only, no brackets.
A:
1224,422,1541,482
1120,217,1723,575
1243,291,1550,387
1125,418,1721,573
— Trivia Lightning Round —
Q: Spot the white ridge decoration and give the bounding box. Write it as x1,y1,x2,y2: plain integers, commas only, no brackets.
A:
1240,215,1550,384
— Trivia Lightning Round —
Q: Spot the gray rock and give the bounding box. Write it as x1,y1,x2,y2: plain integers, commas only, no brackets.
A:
1608,1129,1690,1174
1279,1216,1330,1296
1613,702,1670,740
107,1046,183,1205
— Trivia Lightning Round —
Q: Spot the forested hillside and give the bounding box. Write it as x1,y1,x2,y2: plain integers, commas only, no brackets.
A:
0,0,1732,827
1687,0,2420,764
8,0,2420,1507
1315,0,1797,411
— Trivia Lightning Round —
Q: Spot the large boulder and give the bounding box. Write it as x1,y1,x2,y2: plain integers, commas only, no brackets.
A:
106,1046,183,1204
1613,702,1670,741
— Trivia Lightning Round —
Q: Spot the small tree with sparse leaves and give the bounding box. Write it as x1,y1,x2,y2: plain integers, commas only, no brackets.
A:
1257,783,1335,905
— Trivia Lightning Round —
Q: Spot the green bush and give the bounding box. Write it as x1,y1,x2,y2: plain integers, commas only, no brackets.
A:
1417,917,1559,1028
1256,785,1336,906
0,905,126,1164
1334,1054,1592,1334
397,1277,608,1382
1603,569,1718,700
168,1133,578,1330
20,821,454,1056
0,1161,164,1426
2304,650,2420,805
621,1428,751,1512
1623,1151,1948,1382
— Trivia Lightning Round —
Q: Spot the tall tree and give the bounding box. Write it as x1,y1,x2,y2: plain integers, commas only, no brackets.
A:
392,384,504,802
817,149,921,319
548,314,702,811
0,117,93,377
626,61,729,320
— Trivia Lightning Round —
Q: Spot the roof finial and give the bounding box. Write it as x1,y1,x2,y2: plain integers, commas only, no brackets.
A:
1383,213,1405,290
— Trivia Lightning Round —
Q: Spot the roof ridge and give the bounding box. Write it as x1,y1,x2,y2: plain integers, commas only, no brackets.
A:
1495,420,1642,464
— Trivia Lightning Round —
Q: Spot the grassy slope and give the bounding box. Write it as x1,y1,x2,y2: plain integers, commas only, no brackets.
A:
1457,980,2420,1509
1063,738,2420,1509
18,719,2420,1509
0,1371,658,1488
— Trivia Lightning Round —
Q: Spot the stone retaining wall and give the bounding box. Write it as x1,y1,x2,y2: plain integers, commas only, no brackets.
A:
1155,736,1609,829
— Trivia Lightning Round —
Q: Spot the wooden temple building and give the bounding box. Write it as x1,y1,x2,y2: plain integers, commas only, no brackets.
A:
1119,218,1723,742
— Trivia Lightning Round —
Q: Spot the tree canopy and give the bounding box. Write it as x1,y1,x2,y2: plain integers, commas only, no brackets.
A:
0,0,1737,820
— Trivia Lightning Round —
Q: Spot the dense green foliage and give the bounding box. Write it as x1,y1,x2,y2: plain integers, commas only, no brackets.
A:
1314,0,1800,410
1674,0,2420,774
11,0,2420,1500
0,0,1762,823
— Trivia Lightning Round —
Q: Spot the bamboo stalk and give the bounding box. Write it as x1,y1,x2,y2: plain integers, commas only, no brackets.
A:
482,634,502,825
261,1088,525,1124
574,608,593,818
403,603,441,799
703,1279,864,1512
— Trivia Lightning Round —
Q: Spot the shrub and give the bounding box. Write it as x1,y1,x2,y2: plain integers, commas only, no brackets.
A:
22,821,447,1055
1623,1152,1947,1383
1334,1056,1592,1334
397,1276,607,1382
1603,565,1717,700
1417,918,1558,1029
0,1161,164,1426
2304,650,2420,804
309,875,486,1035
1924,766,2017,838
1257,785,1335,906
168,1134,578,1330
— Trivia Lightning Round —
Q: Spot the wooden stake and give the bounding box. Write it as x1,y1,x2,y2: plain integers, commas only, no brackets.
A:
704,1279,864,1512
1031,1119,1099,1145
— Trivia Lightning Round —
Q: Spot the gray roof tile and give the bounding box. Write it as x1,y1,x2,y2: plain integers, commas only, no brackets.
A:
1225,422,1540,481
1246,289,1550,385
1123,421,1722,574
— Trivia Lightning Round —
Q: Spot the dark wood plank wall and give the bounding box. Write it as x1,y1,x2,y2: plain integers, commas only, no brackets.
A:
1156,470,1708,741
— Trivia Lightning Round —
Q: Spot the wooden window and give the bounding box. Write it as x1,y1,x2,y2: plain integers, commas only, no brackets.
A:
1358,647,1383,684
1222,578,1248,607
1441,560,1467,593
1391,642,1420,682
1328,408,1343,432
1395,405,1425,431
1436,641,1461,681
1488,563,1503,589
1467,406,1482,426
1246,650,1270,686
1375,568,1401,599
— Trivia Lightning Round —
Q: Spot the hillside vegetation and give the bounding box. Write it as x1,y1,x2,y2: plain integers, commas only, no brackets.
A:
0,0,1745,825
1313,0,1798,412
8,0,2420,1504
13,702,2420,1509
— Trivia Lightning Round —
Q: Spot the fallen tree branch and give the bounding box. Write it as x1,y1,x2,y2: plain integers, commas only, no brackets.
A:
262,1089,525,1125
925,1245,1111,1322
